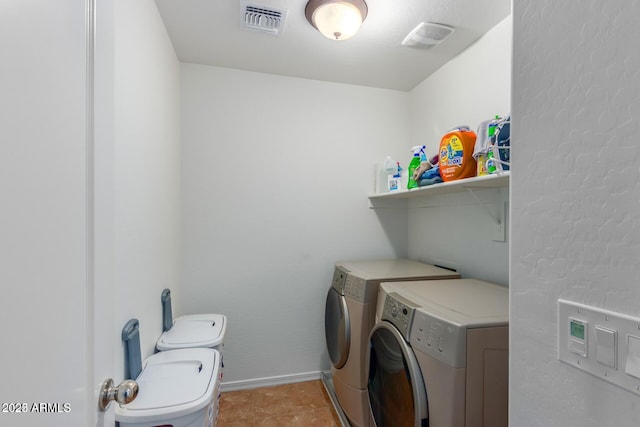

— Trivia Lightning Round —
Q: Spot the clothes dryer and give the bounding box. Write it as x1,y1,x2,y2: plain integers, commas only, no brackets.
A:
324,259,459,427
368,279,508,427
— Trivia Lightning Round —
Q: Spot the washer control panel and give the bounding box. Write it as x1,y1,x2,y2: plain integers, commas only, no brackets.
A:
344,274,367,302
410,310,466,368
381,292,417,340
331,267,349,294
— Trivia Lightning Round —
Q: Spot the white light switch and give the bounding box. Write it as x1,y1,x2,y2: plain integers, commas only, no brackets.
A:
625,335,640,379
595,326,617,369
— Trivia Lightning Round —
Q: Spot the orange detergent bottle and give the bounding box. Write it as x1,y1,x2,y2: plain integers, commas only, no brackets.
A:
438,127,478,182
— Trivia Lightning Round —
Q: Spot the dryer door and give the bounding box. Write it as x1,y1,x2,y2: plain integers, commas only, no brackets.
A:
368,321,428,427
325,287,350,368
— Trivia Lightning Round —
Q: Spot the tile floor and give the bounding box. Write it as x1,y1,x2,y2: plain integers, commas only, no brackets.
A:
216,380,342,427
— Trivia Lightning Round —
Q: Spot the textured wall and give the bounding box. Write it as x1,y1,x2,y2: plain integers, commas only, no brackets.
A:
511,1,640,425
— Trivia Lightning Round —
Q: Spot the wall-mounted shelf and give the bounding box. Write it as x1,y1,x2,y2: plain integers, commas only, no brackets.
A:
368,171,509,201
368,172,510,241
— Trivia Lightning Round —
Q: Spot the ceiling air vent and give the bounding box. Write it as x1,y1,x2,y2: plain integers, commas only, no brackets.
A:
241,2,288,36
402,22,455,48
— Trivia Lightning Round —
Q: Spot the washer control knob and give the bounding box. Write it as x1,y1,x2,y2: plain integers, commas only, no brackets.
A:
391,304,398,317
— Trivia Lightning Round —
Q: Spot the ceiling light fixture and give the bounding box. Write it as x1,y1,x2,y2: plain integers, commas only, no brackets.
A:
305,0,368,41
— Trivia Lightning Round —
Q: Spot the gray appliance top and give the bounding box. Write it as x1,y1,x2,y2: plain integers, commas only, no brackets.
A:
335,259,459,281
381,279,509,328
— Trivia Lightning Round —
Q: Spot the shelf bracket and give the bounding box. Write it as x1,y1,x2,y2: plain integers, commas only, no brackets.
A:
464,187,507,242
368,197,408,210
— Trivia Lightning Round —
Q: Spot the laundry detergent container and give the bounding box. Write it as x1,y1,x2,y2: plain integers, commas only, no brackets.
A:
156,289,227,352
116,319,222,427
439,126,477,182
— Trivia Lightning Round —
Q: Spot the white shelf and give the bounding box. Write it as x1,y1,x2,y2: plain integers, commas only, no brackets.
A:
368,171,509,201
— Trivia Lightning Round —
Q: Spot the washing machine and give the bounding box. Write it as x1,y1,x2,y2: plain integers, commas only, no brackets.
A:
367,279,508,427
324,259,460,427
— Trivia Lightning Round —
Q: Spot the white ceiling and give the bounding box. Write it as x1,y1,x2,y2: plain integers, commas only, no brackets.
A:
154,0,511,92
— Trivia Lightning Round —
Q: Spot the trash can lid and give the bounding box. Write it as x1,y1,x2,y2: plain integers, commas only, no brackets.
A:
157,314,227,350
115,348,219,422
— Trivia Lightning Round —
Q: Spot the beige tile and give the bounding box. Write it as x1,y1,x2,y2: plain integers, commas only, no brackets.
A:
253,382,328,417
255,407,338,427
217,380,340,427
218,389,255,424
217,420,255,427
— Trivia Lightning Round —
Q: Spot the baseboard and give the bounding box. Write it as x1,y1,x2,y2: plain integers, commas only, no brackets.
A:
220,371,323,392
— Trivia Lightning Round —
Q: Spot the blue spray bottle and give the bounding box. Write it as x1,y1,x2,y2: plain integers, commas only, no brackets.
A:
407,145,426,189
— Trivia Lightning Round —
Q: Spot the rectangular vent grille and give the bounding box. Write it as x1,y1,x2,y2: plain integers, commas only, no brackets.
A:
402,22,455,48
243,4,287,35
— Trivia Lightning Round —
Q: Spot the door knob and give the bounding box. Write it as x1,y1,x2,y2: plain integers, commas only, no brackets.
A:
98,378,139,411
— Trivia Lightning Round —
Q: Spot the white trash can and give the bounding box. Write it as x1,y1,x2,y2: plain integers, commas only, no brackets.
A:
116,319,221,427
156,289,227,353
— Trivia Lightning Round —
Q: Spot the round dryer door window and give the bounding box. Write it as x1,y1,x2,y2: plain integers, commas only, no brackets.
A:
368,322,427,427
324,287,350,368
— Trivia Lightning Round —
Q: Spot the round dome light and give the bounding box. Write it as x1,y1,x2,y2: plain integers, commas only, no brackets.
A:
305,0,368,41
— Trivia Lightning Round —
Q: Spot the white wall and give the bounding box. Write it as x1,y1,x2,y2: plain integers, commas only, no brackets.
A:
407,17,512,284
409,16,512,158
113,0,181,377
180,64,410,385
0,1,88,425
511,2,640,425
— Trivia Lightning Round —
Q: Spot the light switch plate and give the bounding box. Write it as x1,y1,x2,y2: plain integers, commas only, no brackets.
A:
558,299,640,395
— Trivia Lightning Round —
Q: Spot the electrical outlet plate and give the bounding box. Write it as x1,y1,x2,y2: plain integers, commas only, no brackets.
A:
558,299,640,395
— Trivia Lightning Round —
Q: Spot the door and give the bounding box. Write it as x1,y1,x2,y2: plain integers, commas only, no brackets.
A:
93,0,118,425
325,268,350,368
367,322,428,427
0,1,116,426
